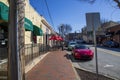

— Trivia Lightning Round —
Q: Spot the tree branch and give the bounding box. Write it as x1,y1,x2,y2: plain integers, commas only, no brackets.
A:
114,0,120,8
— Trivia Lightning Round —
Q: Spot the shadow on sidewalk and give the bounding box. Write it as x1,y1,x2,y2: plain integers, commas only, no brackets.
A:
64,54,71,60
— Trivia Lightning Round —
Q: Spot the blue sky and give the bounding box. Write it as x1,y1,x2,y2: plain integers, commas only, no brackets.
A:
30,0,120,33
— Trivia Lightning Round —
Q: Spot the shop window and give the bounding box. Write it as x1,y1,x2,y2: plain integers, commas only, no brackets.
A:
0,27,4,39
31,32,37,43
33,35,37,43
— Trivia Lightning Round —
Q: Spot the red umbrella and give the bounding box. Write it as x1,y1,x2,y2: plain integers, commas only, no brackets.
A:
49,35,58,40
59,36,63,41
49,35,63,41
56,36,63,41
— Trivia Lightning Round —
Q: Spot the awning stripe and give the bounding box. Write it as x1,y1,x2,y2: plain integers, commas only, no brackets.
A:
0,2,9,21
33,25,43,36
24,18,33,31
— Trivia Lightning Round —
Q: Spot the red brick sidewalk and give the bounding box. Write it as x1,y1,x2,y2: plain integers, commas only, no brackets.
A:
26,51,79,80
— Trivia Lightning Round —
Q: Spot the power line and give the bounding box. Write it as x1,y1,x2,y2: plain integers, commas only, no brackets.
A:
44,0,56,32
30,0,56,32
39,0,46,17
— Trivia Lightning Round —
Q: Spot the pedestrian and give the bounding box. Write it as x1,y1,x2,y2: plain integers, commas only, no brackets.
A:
61,42,64,50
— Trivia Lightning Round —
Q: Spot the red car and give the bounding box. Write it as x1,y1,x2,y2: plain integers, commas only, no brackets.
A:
72,45,94,60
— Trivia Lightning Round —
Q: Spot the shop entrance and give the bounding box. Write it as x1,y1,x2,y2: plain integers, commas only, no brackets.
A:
0,22,8,60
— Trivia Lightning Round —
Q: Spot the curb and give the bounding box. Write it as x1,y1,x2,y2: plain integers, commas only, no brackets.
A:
74,66,118,80
71,55,118,80
71,62,81,80
25,52,50,73
65,51,81,80
67,50,117,80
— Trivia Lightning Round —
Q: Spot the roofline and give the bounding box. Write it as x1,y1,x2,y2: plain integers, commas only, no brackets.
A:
41,17,56,33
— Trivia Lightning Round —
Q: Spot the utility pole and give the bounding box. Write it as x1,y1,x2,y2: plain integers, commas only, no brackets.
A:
92,14,99,80
8,0,25,80
61,24,64,50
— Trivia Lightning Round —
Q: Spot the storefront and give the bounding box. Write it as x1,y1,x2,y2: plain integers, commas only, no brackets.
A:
0,2,9,47
33,25,43,43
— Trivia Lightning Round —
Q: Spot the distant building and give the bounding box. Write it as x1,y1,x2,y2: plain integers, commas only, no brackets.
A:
66,33,82,41
81,26,88,42
86,13,101,43
82,19,120,45
97,21,120,44
0,0,56,47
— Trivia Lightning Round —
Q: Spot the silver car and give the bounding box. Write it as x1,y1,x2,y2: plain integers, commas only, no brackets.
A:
68,42,77,51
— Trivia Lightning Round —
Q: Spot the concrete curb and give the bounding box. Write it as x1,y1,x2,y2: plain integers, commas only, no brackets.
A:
74,64,118,80
70,51,118,80
25,52,50,73
65,51,81,80
71,63,81,80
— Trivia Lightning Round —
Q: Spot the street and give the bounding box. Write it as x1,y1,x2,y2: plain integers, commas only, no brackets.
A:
67,45,120,80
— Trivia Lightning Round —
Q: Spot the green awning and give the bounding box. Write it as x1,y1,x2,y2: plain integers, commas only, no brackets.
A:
33,25,43,36
24,18,33,31
0,2,9,21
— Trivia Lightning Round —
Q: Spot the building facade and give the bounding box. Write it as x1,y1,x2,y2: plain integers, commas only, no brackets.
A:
0,0,56,75
0,0,55,46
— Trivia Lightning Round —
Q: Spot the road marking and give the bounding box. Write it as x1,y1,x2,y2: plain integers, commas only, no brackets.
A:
98,48,120,57
90,47,120,57
104,64,114,68
106,52,120,57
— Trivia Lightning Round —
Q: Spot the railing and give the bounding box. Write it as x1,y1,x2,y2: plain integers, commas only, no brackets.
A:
24,43,62,65
0,42,63,66
25,43,48,66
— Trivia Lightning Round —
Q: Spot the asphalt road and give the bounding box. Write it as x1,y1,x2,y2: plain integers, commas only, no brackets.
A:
67,46,120,80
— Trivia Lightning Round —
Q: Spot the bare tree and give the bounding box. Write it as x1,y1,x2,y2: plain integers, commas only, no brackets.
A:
114,0,120,8
58,24,72,37
77,0,120,8
101,19,109,24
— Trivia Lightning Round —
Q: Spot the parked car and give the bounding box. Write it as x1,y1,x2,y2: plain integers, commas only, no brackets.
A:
72,45,94,60
103,40,119,48
67,41,77,51
64,41,69,47
76,40,86,44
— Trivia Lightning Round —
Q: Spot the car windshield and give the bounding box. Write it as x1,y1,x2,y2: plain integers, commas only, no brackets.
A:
75,46,88,49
